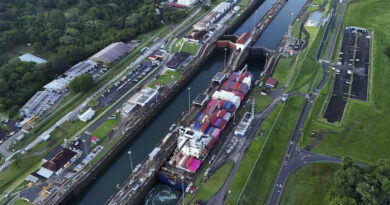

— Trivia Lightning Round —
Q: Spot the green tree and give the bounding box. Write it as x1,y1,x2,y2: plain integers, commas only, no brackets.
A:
69,73,94,92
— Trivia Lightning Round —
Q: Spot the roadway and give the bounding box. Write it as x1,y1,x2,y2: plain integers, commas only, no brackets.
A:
0,7,202,172
268,0,348,203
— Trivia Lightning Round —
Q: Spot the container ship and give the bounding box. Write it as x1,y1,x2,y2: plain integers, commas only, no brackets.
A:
157,69,253,190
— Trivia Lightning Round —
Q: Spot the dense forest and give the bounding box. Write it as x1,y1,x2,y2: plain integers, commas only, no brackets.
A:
0,0,186,118
326,158,390,204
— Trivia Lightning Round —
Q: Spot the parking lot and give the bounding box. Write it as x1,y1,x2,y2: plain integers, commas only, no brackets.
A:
95,62,155,109
324,27,370,123
350,30,370,101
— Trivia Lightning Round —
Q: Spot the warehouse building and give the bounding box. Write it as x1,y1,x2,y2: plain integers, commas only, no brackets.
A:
36,148,77,179
176,0,198,7
129,87,158,107
43,78,70,93
19,53,47,64
89,42,131,64
65,60,97,80
79,108,95,122
20,91,60,118
193,12,220,30
166,52,191,71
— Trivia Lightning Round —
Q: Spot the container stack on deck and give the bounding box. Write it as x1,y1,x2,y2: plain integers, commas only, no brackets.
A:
158,70,253,187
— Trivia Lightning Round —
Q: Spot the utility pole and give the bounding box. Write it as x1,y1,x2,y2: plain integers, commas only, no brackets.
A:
188,87,191,112
128,150,134,174
224,47,227,67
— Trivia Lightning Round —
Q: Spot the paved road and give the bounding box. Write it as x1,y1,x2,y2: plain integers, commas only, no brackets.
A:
268,0,347,203
206,98,282,205
0,7,202,165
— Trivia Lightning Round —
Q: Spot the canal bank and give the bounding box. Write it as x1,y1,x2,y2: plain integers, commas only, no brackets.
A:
68,0,308,204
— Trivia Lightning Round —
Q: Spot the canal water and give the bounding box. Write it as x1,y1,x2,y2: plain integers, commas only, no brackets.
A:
71,0,307,204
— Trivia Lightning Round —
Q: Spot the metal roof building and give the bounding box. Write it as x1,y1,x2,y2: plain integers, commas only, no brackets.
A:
129,87,157,107
19,53,47,64
65,60,97,80
43,78,70,93
20,91,60,118
79,108,95,122
212,2,231,14
89,42,131,64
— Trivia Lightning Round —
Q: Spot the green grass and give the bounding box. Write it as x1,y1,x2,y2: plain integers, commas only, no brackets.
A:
193,162,234,201
299,0,390,164
87,100,99,107
272,58,291,87
180,42,201,55
11,198,33,205
173,38,185,54
254,94,273,113
148,70,182,88
279,162,341,205
226,96,305,204
0,155,42,193
91,115,119,140
226,134,266,204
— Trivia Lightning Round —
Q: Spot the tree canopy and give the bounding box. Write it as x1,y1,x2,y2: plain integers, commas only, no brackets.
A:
326,158,390,204
69,73,94,92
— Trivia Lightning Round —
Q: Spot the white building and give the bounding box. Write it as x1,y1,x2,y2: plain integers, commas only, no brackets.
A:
177,0,198,6
89,42,131,64
235,32,252,50
129,87,158,107
212,2,231,14
65,60,97,80
79,108,95,122
20,91,60,118
44,78,70,93
19,53,47,64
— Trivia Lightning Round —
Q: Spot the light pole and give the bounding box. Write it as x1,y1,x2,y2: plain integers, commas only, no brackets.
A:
224,47,227,67
187,87,191,112
181,176,185,205
128,150,134,174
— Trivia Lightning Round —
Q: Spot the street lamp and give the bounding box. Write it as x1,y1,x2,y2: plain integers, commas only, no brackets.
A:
187,87,191,112
224,47,227,67
181,176,185,205
128,150,134,174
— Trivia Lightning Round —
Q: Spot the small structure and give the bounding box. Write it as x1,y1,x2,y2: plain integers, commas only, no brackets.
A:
43,145,63,163
123,102,137,114
193,93,209,107
266,77,278,88
177,0,198,7
91,136,100,144
234,112,254,138
79,108,95,122
166,52,191,71
20,91,60,118
305,11,323,27
89,42,131,64
193,12,220,30
44,78,70,93
212,72,226,84
65,60,97,80
129,87,158,107
37,148,77,179
25,174,39,183
235,33,252,50
212,2,231,14
19,53,47,64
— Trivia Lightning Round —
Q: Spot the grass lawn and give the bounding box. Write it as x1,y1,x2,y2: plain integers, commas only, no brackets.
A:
193,162,234,201
272,58,291,87
148,70,182,88
254,94,273,113
180,42,201,56
11,198,33,205
0,155,42,193
279,162,340,205
299,0,390,164
173,38,185,54
226,96,305,204
87,100,99,107
91,116,119,140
